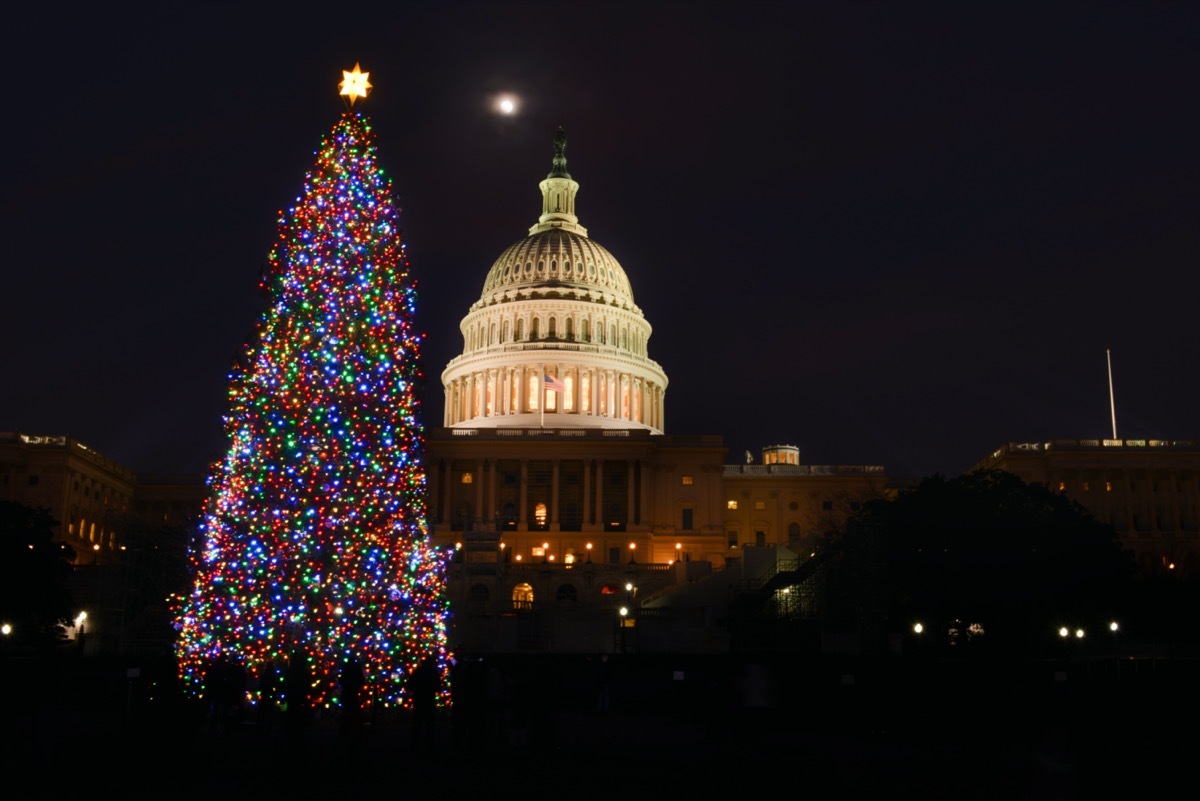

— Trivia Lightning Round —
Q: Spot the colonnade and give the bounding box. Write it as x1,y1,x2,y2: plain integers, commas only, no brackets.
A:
433,455,652,532
444,365,664,430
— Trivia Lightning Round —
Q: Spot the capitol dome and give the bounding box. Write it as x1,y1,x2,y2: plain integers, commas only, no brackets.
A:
442,129,668,432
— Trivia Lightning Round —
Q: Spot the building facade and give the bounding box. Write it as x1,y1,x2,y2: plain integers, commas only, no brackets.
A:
426,132,887,653
973,438,1200,577
0,431,206,565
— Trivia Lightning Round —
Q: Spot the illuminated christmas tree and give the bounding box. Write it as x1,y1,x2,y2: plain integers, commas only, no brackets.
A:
175,65,451,711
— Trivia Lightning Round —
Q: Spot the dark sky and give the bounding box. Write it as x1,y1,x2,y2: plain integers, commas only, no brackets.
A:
3,1,1198,482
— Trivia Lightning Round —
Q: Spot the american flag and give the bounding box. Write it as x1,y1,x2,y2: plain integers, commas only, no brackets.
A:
543,373,567,393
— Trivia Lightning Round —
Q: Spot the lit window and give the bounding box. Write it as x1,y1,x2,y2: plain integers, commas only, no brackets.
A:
1058,481,1066,492
1106,481,1113,492
754,501,766,510
1083,482,1090,492
727,500,738,510
512,583,534,606
534,503,548,527
461,472,474,484
681,475,694,486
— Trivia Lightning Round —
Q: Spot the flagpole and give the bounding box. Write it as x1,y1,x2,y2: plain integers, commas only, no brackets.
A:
540,369,545,428
1107,348,1118,440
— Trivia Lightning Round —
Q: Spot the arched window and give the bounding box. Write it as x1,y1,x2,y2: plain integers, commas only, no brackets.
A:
548,317,556,339
470,583,490,602
565,317,574,341
556,584,578,603
528,373,539,411
516,319,525,340
512,583,534,609
502,319,510,342
532,318,540,339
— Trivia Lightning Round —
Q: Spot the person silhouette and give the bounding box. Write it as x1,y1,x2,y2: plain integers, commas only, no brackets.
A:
408,656,440,754
284,651,312,735
339,657,365,738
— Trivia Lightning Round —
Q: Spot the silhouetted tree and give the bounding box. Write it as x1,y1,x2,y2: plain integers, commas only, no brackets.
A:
0,501,76,648
828,470,1137,655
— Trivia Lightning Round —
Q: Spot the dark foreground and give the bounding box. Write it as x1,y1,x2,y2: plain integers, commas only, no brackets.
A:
4,651,1197,800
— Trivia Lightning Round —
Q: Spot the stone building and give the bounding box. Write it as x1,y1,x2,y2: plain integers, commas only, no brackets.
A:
0,431,205,565
973,438,1200,577
425,131,887,653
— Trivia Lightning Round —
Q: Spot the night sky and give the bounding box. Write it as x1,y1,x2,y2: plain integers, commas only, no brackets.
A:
3,1,1198,483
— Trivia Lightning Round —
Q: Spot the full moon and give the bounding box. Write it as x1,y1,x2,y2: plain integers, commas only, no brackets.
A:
498,96,516,115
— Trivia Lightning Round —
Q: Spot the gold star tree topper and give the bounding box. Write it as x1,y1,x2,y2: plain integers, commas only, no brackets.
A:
339,63,372,104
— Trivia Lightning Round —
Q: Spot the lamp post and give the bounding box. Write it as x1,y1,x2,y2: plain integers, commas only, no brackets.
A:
1075,627,1089,678
1110,621,1121,677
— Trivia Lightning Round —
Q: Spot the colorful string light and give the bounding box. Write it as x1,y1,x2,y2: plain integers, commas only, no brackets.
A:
174,110,451,711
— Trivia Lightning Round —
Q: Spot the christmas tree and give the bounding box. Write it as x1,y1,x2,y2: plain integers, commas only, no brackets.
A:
175,65,451,711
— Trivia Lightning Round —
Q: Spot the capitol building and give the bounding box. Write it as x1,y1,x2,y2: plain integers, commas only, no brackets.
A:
423,130,887,653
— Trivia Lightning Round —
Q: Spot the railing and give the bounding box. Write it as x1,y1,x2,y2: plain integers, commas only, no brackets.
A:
482,560,675,574
441,427,654,441
996,439,1199,456
742,558,801,591
724,464,885,477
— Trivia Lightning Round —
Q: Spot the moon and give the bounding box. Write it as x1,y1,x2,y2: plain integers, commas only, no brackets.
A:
496,95,517,115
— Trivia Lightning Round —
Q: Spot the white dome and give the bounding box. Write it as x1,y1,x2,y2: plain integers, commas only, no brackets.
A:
475,228,638,315
441,129,667,432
